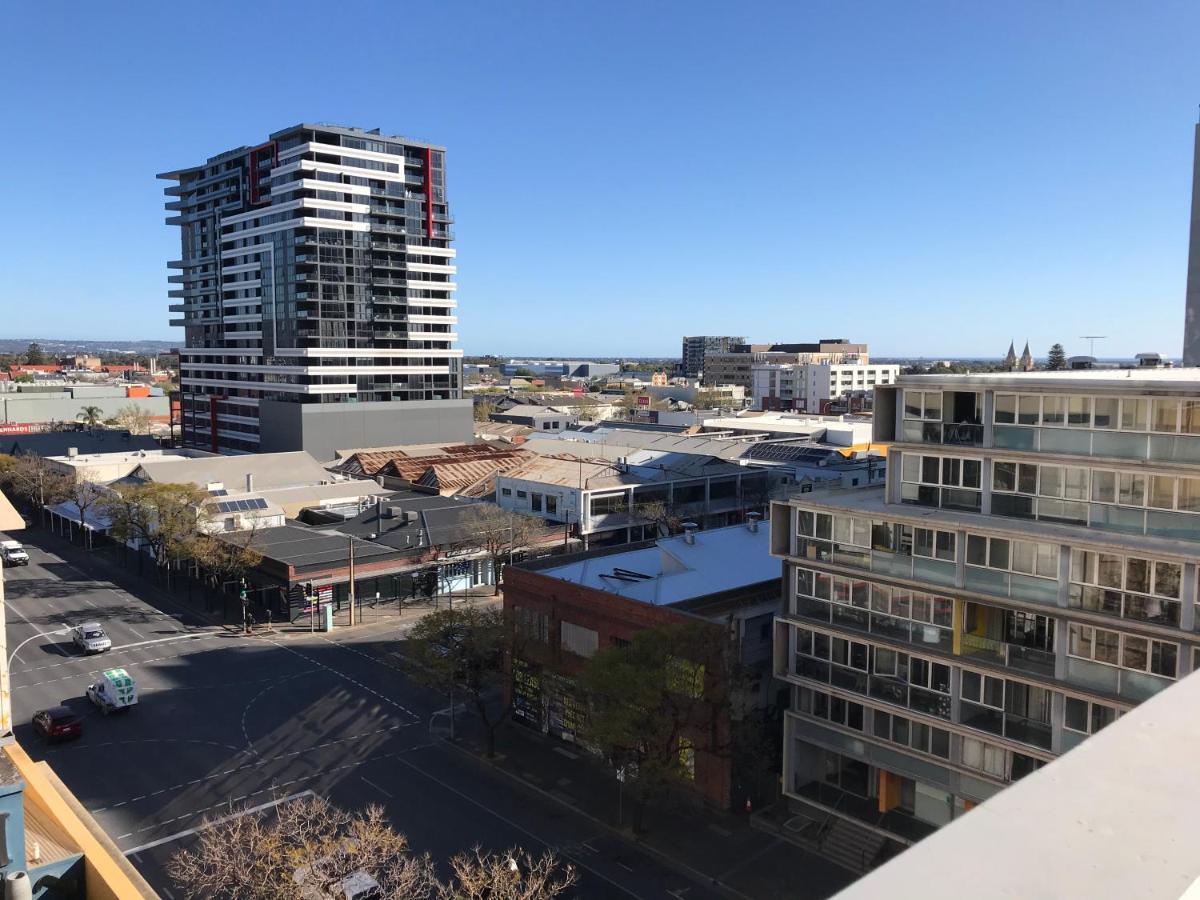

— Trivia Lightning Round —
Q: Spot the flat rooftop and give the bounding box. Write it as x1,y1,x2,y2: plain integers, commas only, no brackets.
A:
535,523,778,605
236,525,401,569
834,668,1200,900
895,367,1200,391
781,486,1200,563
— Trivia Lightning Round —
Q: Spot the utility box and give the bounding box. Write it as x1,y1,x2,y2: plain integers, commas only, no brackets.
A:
323,603,334,632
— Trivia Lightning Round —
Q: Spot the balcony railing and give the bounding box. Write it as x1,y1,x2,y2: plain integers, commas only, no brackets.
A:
901,420,984,447
959,633,1055,678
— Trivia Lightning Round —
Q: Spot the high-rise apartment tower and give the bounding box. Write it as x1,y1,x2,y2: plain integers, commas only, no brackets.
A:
1184,123,1200,366
160,124,471,459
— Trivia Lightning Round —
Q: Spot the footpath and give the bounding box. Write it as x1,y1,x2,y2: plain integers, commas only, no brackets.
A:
448,716,856,900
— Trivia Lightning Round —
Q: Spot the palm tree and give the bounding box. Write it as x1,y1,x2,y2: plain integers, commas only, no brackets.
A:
77,405,104,429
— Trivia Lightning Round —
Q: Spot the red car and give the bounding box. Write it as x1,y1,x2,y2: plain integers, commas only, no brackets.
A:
32,707,83,743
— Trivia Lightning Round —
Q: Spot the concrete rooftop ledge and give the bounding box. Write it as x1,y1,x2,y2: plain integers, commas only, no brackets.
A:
833,669,1200,900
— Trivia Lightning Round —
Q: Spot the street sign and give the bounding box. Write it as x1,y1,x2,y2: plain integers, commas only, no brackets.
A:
616,766,626,783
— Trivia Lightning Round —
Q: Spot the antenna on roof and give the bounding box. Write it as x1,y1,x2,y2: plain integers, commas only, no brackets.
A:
1079,335,1107,357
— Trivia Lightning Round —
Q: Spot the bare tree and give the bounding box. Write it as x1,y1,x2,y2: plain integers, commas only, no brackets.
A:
2,453,72,521
167,795,573,900
456,504,545,595
190,522,264,595
66,470,107,548
114,402,153,434
446,847,578,900
632,498,681,538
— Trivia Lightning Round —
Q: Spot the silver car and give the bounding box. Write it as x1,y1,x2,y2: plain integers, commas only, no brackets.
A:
72,623,112,654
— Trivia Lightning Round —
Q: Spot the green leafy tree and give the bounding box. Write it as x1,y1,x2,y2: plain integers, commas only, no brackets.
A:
578,621,732,831
99,481,209,568
473,399,497,422
23,342,44,365
1047,343,1068,370
76,405,105,428
405,606,518,757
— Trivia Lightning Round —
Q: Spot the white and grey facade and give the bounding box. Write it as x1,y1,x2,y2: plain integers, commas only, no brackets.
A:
160,123,470,458
770,370,1200,868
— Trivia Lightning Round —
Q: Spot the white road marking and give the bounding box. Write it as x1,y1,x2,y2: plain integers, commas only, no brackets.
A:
396,756,652,900
108,634,206,653
360,776,392,798
121,790,315,855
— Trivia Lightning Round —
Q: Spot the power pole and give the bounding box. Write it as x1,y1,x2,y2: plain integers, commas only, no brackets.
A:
347,536,356,627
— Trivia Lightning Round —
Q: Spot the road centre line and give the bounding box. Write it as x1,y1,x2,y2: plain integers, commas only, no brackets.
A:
121,790,316,855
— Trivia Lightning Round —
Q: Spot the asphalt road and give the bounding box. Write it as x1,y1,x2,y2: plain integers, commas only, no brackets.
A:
3,534,727,900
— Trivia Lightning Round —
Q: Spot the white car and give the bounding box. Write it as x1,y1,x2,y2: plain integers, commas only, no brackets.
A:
72,623,111,654
0,541,28,567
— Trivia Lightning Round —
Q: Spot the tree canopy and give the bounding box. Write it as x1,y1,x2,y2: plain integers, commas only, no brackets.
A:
23,342,44,365
405,605,517,756
577,621,730,828
1047,343,1068,370
99,481,209,567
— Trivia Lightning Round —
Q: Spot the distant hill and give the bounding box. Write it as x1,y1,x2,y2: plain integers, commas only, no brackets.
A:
0,338,176,356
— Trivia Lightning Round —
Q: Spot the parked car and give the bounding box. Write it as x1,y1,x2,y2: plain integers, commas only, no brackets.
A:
32,707,83,743
72,623,111,654
0,541,29,567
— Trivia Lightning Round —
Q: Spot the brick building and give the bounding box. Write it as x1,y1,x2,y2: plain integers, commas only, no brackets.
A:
502,518,781,809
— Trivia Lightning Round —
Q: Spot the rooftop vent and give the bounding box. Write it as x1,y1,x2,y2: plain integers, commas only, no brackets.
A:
746,511,763,533
682,522,699,545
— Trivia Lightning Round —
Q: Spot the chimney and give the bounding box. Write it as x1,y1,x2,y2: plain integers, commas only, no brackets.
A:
682,522,699,545
67,447,78,458
246,472,254,493
746,511,762,533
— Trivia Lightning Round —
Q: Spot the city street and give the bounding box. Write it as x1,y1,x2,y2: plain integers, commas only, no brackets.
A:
4,533,730,900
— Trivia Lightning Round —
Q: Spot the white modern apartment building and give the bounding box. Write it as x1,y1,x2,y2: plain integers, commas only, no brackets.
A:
160,123,472,460
752,362,900,412
769,369,1200,873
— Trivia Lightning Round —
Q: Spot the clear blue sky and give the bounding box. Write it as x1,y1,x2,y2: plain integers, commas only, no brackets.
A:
2,1,1198,359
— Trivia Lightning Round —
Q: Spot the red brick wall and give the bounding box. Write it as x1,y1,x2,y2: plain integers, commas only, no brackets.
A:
504,567,732,809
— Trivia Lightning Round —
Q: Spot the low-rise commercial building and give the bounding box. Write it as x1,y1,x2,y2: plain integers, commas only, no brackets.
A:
496,448,773,548
231,490,565,621
490,405,580,432
503,519,781,809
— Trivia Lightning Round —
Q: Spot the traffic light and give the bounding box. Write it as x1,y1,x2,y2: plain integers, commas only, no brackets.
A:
304,581,313,598
239,578,248,603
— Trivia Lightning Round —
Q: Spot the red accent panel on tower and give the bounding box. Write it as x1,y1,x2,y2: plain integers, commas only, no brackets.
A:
424,147,434,238
247,141,278,207
209,395,222,453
